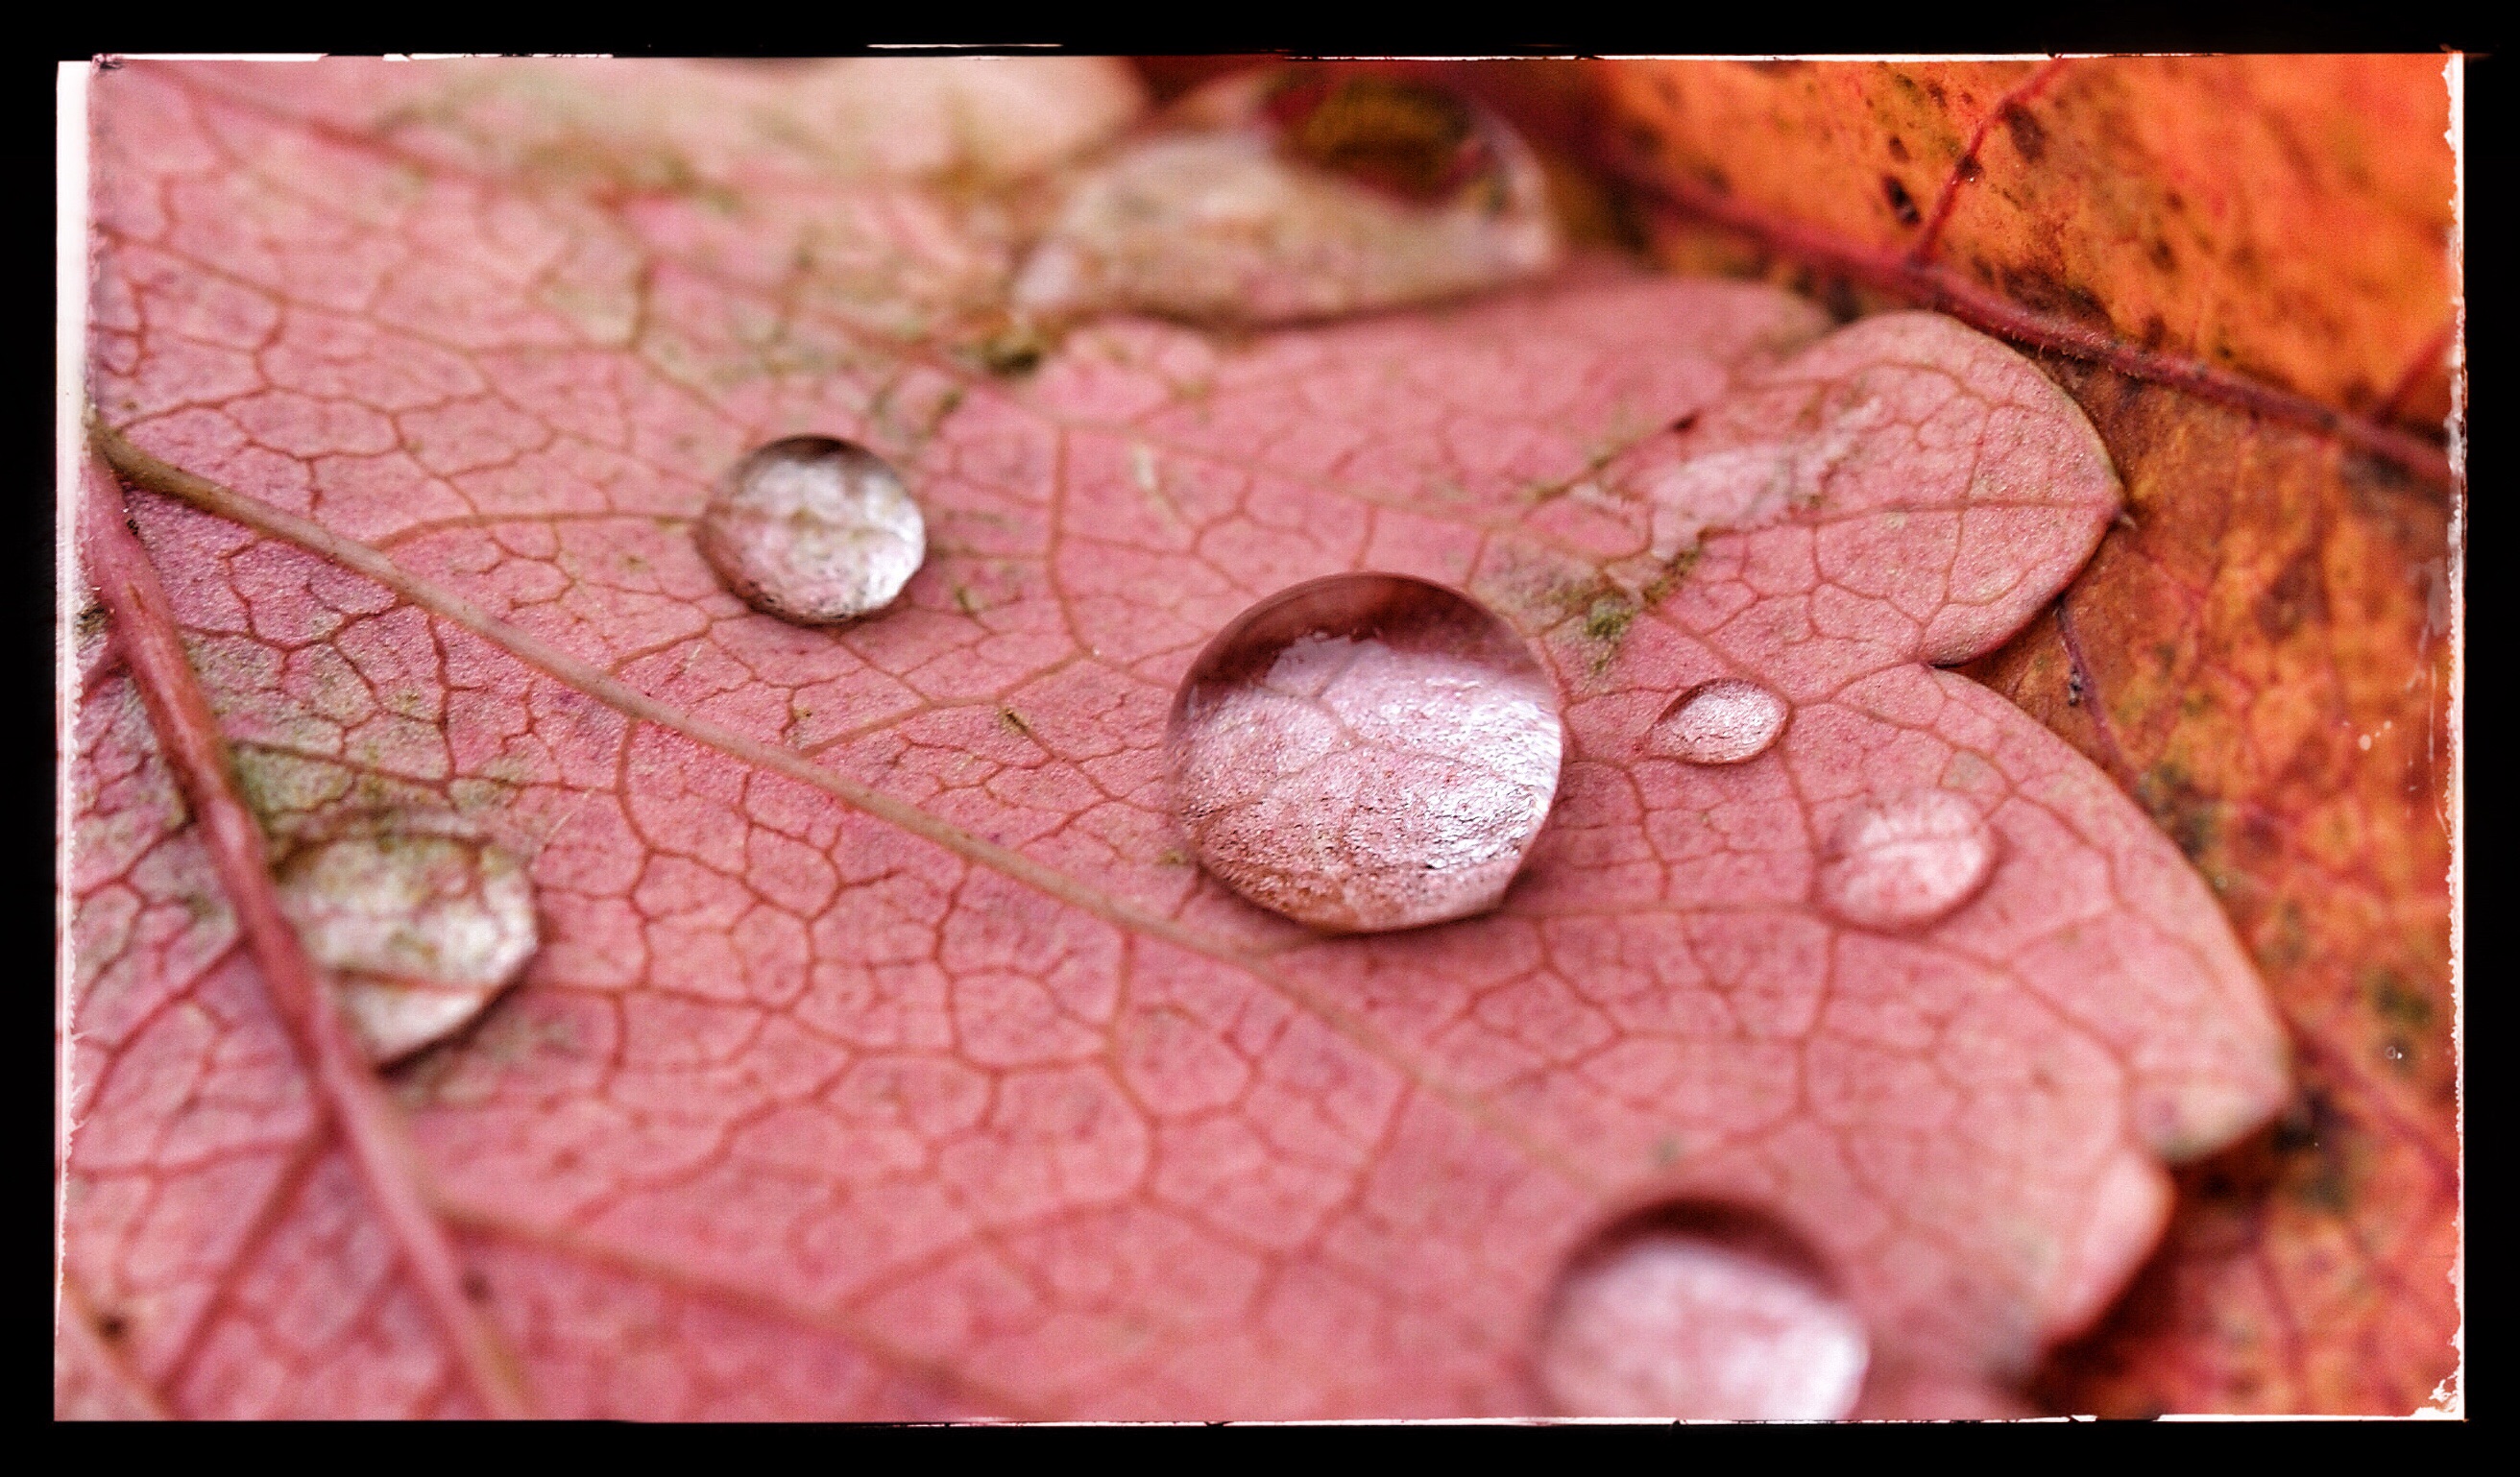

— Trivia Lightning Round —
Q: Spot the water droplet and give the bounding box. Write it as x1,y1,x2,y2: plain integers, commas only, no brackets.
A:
273,812,538,1064
1540,1211,1868,1420
697,436,925,624
1815,787,1996,931
1649,678,1788,764
1010,68,1559,327
1167,573,1563,933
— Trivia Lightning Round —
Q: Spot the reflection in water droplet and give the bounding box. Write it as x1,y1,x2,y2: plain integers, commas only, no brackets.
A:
697,436,926,624
274,813,539,1064
1010,68,1559,327
1649,678,1788,764
1816,787,1996,931
1540,1226,1869,1420
1168,574,1563,933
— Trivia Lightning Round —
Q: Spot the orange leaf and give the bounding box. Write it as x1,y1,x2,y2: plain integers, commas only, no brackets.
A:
1596,56,2459,1416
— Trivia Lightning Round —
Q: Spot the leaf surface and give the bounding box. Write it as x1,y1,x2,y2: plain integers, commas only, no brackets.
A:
64,58,2294,1418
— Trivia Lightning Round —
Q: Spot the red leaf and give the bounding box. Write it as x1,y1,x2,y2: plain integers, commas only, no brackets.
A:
64,59,2289,1419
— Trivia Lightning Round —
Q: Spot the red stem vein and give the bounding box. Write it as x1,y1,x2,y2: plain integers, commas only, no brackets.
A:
1603,158,2454,491
76,444,535,1419
1907,58,2072,265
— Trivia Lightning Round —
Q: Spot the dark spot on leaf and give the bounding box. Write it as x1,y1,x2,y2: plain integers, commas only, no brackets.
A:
2134,762,2217,863
1668,411,1700,434
2141,314,2169,350
974,325,1047,376
1925,80,1948,104
1885,135,1908,162
2343,449,2422,494
2235,809,2282,863
1623,121,1663,156
2270,1089,2354,1214
1955,153,1983,183
1739,61,1805,76
2252,547,2330,642
96,1311,129,1341
1881,175,1922,227
2268,1097,2321,1154
2000,102,2048,163
999,705,1034,738
2364,968,2434,1028
1997,265,2110,328
1268,73,1493,205
1653,75,1681,107
2261,900,2310,967
462,1271,493,1302
2148,236,2176,271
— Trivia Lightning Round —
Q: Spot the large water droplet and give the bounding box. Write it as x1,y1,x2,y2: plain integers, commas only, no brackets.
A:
1815,787,1997,931
1167,573,1563,933
697,436,926,624
1648,678,1788,764
273,812,539,1064
1540,1211,1868,1420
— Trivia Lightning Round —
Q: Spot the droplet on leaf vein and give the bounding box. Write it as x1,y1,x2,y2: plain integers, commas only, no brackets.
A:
697,436,926,624
272,812,539,1064
1815,787,1998,932
1168,573,1563,933
1649,678,1789,764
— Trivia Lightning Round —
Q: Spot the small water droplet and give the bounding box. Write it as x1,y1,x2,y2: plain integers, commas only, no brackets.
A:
697,436,925,624
274,812,539,1064
1815,787,1997,931
1168,573,1563,933
1649,678,1788,764
1540,1212,1868,1420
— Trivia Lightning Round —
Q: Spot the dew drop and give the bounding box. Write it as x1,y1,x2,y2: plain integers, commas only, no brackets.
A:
1010,67,1560,327
1167,573,1563,933
1815,787,1997,931
1539,1210,1869,1420
1649,678,1788,764
273,812,539,1064
696,435,926,624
